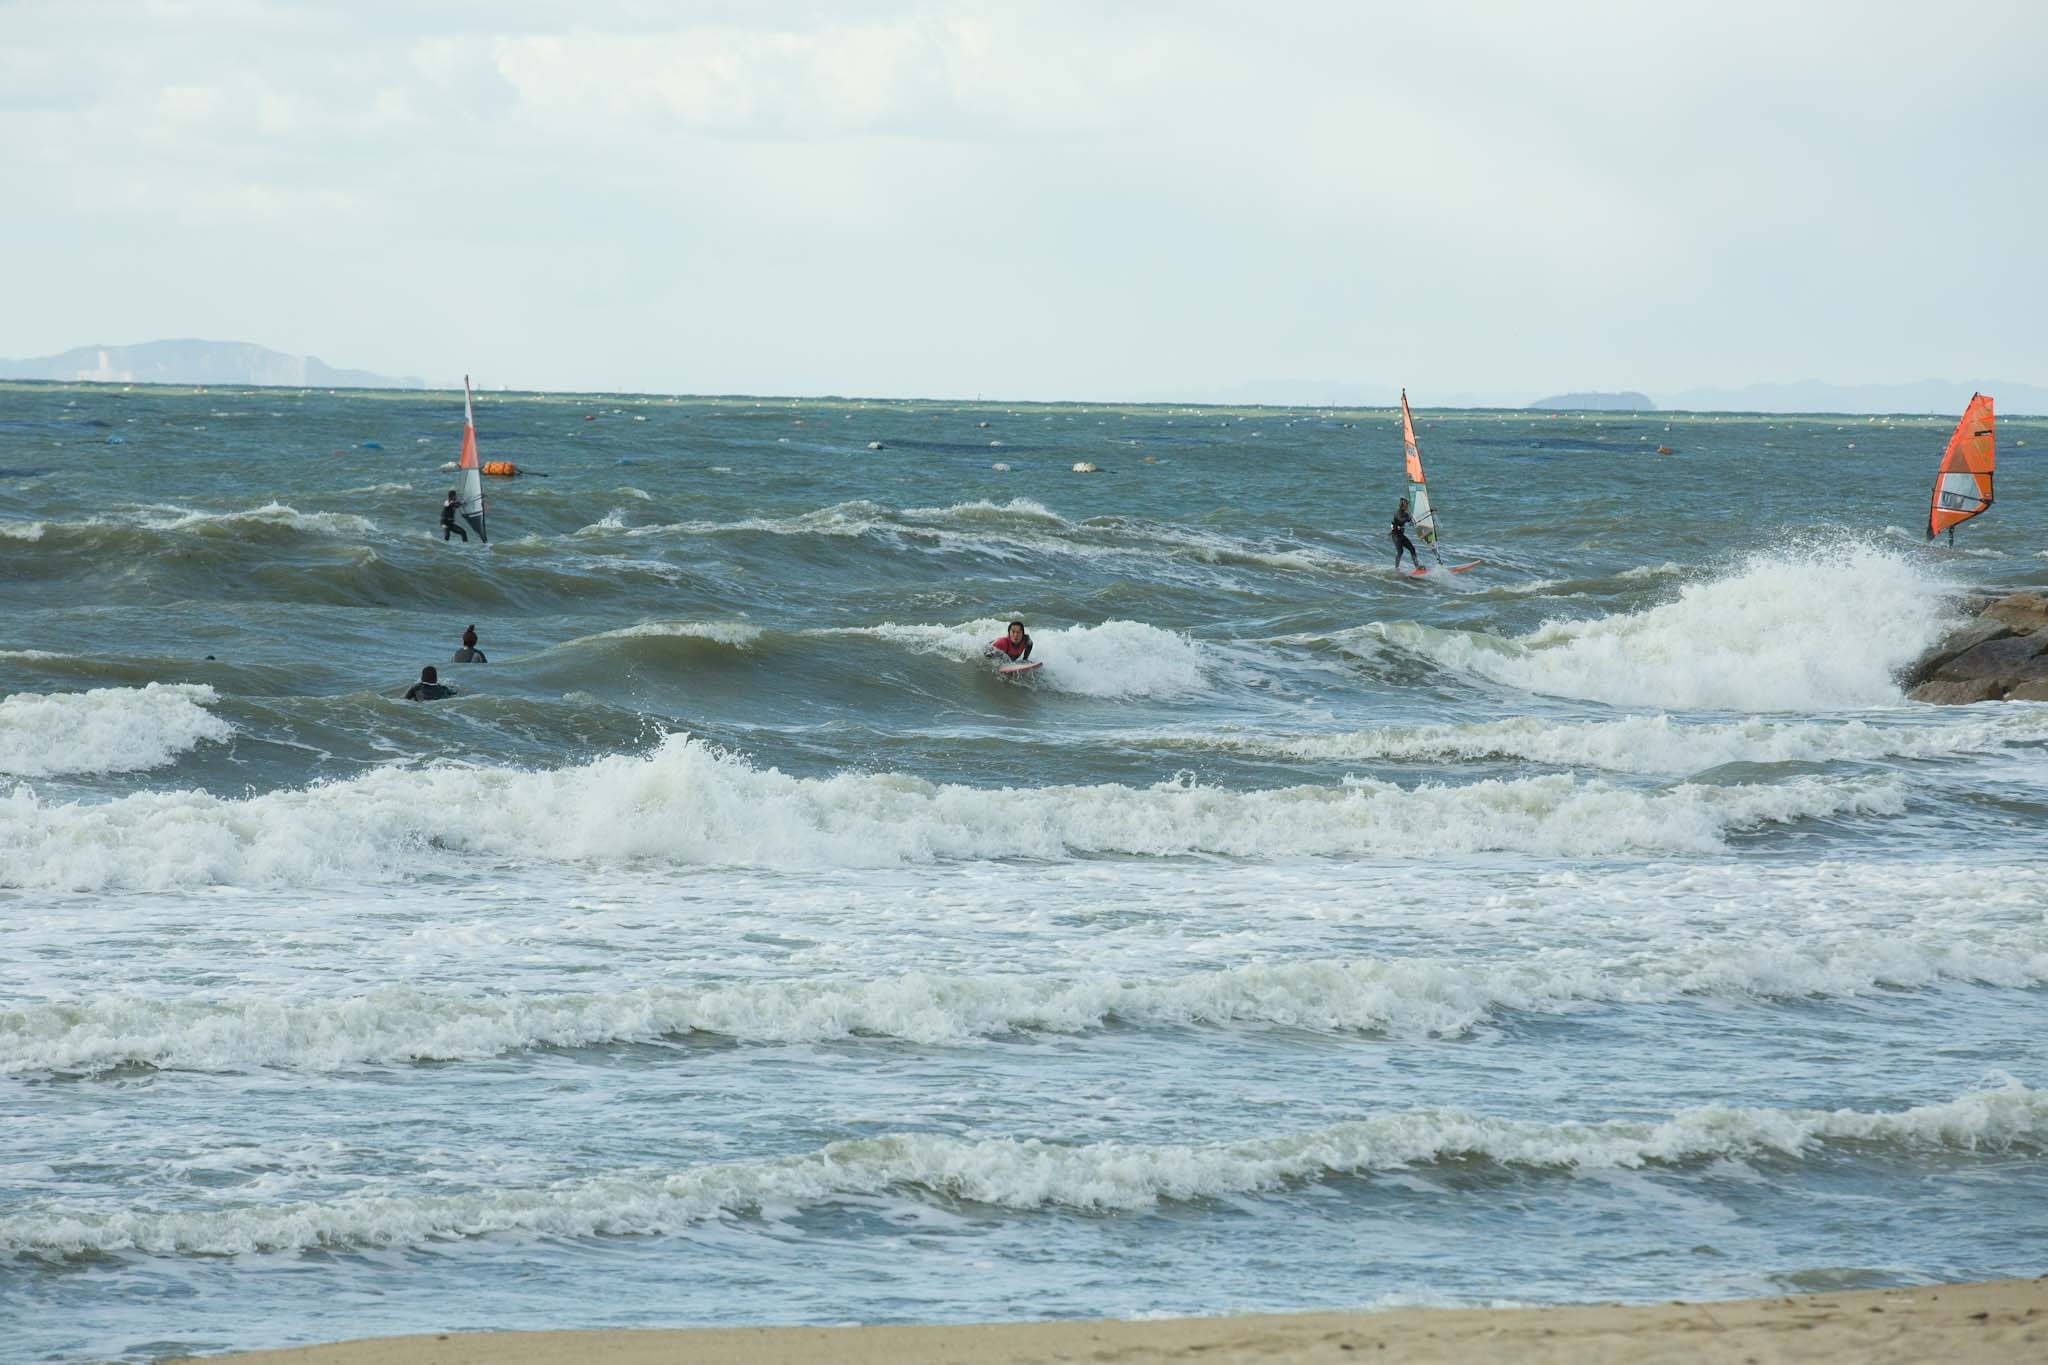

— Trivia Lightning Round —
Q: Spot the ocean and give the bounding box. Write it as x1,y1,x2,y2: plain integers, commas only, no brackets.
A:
2,383,2043,1363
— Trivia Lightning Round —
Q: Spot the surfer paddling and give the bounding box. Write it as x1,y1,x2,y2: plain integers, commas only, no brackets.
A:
403,665,456,702
987,620,1034,663
1390,497,1421,572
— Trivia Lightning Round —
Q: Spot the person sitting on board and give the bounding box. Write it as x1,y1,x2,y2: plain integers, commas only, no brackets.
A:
440,490,468,542
452,625,487,663
986,620,1034,663
1390,497,1421,571
404,665,456,702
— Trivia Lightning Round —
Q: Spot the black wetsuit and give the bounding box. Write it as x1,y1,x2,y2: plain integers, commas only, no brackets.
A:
441,501,468,542
451,646,487,663
1390,507,1420,569
404,682,456,701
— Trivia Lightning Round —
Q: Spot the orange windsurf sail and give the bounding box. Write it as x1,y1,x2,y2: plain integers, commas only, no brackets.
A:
1927,393,1994,541
1398,390,1437,547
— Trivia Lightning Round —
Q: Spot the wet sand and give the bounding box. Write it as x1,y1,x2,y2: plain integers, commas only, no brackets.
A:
177,1275,2047,1364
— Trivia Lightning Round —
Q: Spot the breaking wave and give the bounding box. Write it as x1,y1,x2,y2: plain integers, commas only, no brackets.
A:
13,931,2046,1075
10,1081,2039,1257
0,735,1905,891
1375,542,1959,711
0,683,233,777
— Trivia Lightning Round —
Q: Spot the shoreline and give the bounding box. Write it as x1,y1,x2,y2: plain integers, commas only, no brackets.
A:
175,1276,2047,1364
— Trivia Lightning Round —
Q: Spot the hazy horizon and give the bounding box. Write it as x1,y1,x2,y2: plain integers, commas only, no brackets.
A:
4,1,2043,402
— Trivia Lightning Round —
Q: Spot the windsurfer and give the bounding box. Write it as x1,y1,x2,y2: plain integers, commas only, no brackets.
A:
404,665,456,702
986,620,1034,662
452,625,487,663
440,490,469,542
1391,497,1421,570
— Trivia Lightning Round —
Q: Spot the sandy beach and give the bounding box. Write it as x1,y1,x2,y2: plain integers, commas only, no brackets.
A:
177,1277,2046,1365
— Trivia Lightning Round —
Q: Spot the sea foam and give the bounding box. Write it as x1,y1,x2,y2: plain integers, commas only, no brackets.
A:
0,735,1904,891
11,930,2045,1075
9,1081,2038,1257
1379,542,1959,711
0,683,233,778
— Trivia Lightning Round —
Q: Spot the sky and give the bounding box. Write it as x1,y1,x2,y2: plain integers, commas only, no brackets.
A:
2,0,2044,403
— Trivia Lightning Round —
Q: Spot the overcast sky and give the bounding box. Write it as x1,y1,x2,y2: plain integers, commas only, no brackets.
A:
3,0,2042,401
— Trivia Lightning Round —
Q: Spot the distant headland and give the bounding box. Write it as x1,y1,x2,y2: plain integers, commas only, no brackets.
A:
1526,391,1655,411
0,339,423,390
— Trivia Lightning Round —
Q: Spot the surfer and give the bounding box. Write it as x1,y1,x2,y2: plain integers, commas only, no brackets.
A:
452,625,487,663
1391,496,1421,571
440,490,468,542
986,620,1034,662
403,665,456,702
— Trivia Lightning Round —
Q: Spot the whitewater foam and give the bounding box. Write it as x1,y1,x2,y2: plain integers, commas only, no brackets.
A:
13,930,2046,1075
9,1082,2037,1256
823,618,1211,698
1159,710,2048,777
0,735,1905,891
1381,542,1959,711
0,684,233,777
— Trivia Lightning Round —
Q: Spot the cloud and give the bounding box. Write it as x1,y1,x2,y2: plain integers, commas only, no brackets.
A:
0,0,2043,398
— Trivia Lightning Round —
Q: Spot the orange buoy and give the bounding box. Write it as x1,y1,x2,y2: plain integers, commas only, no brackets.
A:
482,460,519,477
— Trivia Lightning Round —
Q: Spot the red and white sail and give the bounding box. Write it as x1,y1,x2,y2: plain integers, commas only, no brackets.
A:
457,375,488,543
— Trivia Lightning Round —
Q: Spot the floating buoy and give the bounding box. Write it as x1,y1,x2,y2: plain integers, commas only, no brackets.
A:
1656,446,1674,455
1072,461,1099,474
482,460,520,477
867,440,885,450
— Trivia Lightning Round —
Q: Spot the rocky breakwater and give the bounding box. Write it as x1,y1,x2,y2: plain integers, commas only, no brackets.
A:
1904,592,2048,703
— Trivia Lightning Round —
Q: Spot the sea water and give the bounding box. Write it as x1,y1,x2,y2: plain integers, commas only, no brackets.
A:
1,387,2043,1362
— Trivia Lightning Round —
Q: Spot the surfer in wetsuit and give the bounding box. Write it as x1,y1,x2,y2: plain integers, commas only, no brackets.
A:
986,620,1034,662
1391,496,1421,571
440,490,468,542
452,625,486,663
403,665,456,702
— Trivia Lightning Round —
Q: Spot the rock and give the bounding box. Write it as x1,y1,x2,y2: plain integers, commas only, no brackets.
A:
1904,591,2048,703
1932,634,2048,683
1909,678,2004,704
1901,616,2014,689
1982,592,2048,636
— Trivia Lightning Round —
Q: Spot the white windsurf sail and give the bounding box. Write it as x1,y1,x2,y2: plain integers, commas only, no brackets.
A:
457,375,488,543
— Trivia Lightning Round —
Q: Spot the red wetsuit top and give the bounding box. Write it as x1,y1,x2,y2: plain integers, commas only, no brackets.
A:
990,634,1032,661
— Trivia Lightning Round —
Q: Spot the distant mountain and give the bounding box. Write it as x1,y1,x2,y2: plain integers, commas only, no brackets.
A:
1527,391,1654,411
1656,380,2048,415
0,339,423,389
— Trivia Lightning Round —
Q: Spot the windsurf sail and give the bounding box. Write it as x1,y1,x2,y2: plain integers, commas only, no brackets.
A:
457,375,488,543
1927,392,1994,542
1398,389,1441,561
